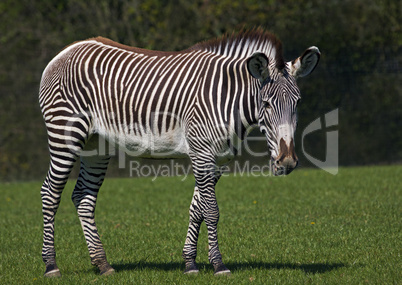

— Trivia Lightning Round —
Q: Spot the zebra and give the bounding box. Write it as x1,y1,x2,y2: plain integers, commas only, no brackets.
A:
39,28,320,277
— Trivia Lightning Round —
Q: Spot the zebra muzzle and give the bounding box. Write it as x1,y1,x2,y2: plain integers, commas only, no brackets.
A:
271,138,298,176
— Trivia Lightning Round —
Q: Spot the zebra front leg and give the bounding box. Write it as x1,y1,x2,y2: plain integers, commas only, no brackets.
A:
186,155,231,275
183,186,203,274
202,189,231,275
71,155,114,275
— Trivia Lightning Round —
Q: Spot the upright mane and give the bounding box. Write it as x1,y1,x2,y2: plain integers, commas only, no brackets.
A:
189,28,285,70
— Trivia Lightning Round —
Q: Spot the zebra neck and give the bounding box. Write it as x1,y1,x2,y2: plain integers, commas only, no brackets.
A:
234,78,260,140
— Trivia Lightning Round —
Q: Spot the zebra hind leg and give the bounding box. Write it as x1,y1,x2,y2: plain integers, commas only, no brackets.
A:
41,122,87,277
41,157,77,277
71,154,114,275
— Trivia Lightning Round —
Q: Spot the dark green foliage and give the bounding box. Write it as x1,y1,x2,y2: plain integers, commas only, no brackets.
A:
0,0,400,181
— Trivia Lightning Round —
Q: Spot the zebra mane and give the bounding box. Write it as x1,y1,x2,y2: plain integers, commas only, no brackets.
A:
189,28,285,70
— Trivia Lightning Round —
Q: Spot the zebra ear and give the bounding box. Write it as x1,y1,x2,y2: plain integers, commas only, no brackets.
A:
289,46,320,78
247,52,270,82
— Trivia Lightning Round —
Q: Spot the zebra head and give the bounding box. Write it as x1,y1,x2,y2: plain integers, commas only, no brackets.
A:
247,46,320,176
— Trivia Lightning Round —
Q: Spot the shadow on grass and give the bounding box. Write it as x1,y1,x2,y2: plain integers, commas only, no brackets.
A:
112,261,346,274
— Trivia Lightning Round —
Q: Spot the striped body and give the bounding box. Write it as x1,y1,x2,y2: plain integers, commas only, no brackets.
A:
40,38,260,161
39,29,320,276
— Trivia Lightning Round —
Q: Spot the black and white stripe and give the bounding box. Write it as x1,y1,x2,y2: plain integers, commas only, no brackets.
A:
39,28,320,276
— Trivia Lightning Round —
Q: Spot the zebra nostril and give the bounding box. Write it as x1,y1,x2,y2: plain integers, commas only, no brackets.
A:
282,157,297,170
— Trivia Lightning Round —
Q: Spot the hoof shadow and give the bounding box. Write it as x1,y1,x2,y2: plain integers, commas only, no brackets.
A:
112,261,346,274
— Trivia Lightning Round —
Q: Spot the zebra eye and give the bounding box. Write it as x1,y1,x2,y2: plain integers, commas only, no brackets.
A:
264,102,273,115
262,101,271,109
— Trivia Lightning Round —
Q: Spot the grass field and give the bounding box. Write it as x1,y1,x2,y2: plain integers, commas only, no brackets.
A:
0,165,400,284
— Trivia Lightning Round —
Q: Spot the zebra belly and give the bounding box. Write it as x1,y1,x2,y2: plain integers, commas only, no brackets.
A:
95,127,190,159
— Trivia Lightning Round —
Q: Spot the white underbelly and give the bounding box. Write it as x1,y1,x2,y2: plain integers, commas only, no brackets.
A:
91,122,243,162
96,126,190,158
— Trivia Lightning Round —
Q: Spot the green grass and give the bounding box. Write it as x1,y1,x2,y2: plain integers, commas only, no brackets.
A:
0,166,401,284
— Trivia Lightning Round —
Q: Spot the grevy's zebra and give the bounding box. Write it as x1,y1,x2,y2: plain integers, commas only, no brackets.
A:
39,28,320,277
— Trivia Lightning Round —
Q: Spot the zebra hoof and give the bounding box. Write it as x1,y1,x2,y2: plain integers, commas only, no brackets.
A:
184,269,199,275
99,262,115,276
214,264,231,276
44,264,61,277
184,263,199,275
100,267,115,276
